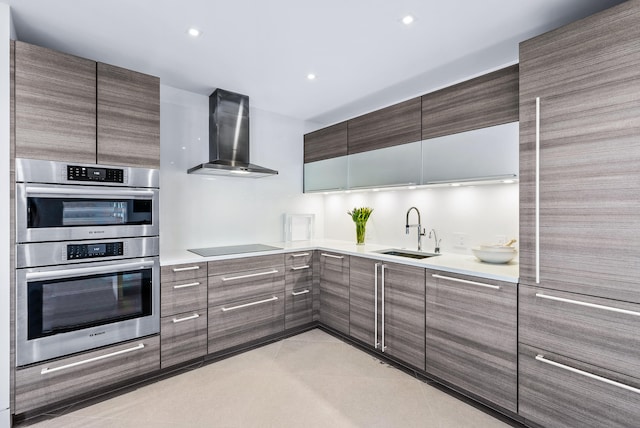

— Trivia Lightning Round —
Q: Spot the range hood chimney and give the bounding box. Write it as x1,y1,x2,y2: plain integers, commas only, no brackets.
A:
187,89,278,177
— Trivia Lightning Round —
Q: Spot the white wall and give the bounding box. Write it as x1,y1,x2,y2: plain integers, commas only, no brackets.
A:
159,85,324,251
1,4,13,427
323,183,519,255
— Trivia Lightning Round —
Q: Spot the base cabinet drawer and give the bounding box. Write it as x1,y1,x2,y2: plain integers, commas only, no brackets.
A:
520,284,640,380
519,343,640,428
208,292,285,354
15,336,160,413
161,277,208,316
160,262,207,284
285,287,314,330
160,311,207,369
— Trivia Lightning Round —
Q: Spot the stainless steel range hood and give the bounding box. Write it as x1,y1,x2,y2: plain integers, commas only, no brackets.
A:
188,89,278,177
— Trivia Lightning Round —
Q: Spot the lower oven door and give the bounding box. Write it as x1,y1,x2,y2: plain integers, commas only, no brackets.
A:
16,257,159,366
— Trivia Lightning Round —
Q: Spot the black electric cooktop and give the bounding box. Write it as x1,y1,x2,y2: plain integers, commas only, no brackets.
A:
188,244,282,257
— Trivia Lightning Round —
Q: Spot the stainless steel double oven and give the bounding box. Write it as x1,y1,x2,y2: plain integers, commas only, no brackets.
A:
15,158,160,367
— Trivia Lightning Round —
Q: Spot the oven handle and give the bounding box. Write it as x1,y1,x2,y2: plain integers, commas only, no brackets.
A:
25,186,155,199
25,260,155,281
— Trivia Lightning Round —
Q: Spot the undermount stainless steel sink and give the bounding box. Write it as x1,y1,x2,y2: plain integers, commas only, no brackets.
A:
375,249,441,259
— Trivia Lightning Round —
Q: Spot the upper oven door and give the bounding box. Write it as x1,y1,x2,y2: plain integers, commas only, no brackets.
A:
16,183,159,243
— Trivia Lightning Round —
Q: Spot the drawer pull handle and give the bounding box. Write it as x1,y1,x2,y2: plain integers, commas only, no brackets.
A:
221,269,278,282
535,97,541,284
172,266,200,272
292,289,310,296
321,253,344,259
535,293,640,317
41,343,145,375
291,265,310,271
291,253,310,257
535,355,640,395
221,296,278,312
432,274,500,290
172,313,200,323
173,281,200,289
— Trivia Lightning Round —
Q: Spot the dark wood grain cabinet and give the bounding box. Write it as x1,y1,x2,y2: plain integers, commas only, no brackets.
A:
349,256,425,370
421,65,519,140
518,3,640,426
347,97,422,154
318,251,350,335
207,255,285,354
14,41,97,164
14,336,159,413
13,41,160,169
425,270,517,412
519,343,640,428
519,1,640,301
97,63,160,169
160,262,208,368
304,122,348,163
284,251,315,329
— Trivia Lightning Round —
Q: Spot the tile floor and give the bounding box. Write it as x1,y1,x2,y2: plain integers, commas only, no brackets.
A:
18,329,519,427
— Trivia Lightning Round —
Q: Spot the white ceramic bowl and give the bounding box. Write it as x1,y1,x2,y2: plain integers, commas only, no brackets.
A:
472,248,517,264
479,244,517,252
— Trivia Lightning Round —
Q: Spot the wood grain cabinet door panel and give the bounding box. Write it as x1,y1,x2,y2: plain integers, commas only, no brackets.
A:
520,284,640,380
425,271,517,412
97,62,160,169
15,336,159,413
161,263,208,316
318,252,350,334
160,311,207,369
518,2,640,300
380,262,425,370
347,97,422,154
14,41,96,164
421,64,519,140
519,343,640,428
348,256,377,346
304,121,348,163
285,287,314,330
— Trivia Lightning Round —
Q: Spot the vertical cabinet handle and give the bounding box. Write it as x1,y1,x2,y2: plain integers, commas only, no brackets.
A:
535,96,541,284
381,264,386,352
374,263,380,349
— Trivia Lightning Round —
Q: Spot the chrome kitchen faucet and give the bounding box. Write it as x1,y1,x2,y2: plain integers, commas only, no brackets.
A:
405,207,426,251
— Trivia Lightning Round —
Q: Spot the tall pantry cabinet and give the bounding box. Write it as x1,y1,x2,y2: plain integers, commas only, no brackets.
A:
518,2,640,427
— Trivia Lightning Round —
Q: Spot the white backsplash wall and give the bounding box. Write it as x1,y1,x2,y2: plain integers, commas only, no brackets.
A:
323,184,519,255
160,85,324,252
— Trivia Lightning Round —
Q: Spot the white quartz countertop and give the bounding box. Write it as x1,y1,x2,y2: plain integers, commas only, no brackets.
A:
161,239,519,283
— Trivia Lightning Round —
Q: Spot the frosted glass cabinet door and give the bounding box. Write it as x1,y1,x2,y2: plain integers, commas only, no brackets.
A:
348,141,422,189
422,122,519,184
304,156,348,192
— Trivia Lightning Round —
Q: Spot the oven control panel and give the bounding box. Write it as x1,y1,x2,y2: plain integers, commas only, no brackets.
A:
67,165,125,183
67,242,124,260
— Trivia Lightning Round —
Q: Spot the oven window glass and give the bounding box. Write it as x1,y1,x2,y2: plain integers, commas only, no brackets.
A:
27,197,152,228
27,268,152,340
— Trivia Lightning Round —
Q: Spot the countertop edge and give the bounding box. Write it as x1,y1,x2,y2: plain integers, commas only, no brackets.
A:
161,240,519,283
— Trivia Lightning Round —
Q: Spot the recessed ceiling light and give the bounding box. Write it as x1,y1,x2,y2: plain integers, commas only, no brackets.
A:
402,15,414,25
307,73,317,81
450,183,461,187
502,180,515,184
187,27,202,37
408,186,417,190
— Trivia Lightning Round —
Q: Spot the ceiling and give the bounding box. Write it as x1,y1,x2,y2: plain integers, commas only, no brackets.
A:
3,0,626,125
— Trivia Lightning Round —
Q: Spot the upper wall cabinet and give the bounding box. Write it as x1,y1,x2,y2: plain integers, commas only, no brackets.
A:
304,121,348,163
303,156,348,193
14,41,97,164
347,97,422,154
349,141,422,189
13,41,160,169
97,63,160,169
422,65,519,140
422,122,518,184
